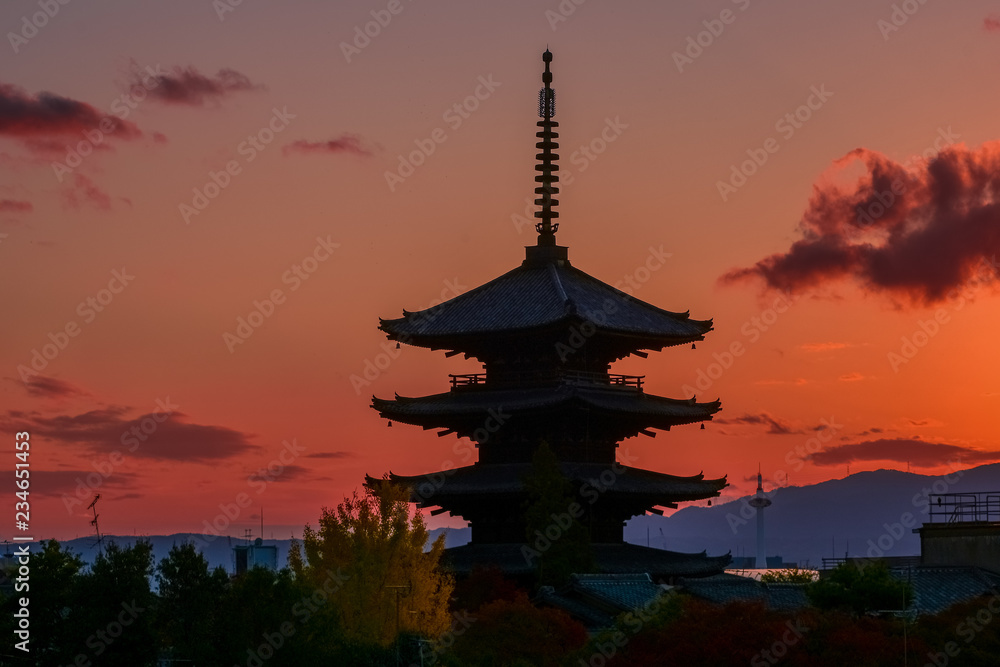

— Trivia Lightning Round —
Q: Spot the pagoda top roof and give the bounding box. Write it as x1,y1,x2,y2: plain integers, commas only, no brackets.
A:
379,251,712,348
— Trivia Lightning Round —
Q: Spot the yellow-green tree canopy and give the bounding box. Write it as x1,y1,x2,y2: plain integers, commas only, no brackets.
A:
290,479,454,646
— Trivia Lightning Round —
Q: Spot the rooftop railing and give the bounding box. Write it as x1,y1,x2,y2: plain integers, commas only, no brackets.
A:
449,370,644,390
927,491,1000,524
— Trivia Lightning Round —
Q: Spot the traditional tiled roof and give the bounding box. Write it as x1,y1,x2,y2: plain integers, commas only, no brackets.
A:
889,566,1000,616
536,573,670,629
372,385,720,428
377,462,726,503
678,573,809,611
379,258,712,349
442,542,731,578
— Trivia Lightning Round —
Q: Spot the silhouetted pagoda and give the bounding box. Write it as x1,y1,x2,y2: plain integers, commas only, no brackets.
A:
368,50,729,580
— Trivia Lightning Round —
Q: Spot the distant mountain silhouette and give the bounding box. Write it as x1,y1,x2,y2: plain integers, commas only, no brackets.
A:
624,462,1000,567
27,464,999,571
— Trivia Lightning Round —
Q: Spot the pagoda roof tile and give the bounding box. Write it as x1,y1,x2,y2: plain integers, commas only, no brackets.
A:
379,258,712,345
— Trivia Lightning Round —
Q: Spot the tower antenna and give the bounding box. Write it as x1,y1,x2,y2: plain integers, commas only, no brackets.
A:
87,494,104,554
534,49,560,245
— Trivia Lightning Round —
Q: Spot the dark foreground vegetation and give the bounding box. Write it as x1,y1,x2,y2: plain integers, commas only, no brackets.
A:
2,484,998,666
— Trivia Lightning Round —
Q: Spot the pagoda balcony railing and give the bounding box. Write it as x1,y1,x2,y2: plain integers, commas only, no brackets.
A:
449,370,644,391
927,491,1000,524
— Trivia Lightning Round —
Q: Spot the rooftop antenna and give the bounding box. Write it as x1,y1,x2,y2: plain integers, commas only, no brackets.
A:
87,494,104,554
534,48,559,246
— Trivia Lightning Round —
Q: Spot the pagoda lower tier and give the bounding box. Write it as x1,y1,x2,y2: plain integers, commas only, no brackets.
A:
372,384,720,464
367,462,726,544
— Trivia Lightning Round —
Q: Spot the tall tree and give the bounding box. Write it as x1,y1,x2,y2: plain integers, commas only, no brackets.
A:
156,542,228,664
291,479,454,647
522,441,594,586
76,540,158,666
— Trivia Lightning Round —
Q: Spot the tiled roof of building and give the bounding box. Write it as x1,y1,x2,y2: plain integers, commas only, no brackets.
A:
678,573,809,611
379,259,712,346
890,566,1000,616
379,462,726,501
536,573,670,630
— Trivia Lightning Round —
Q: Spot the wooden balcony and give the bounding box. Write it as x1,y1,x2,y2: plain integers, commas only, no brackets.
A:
449,370,643,391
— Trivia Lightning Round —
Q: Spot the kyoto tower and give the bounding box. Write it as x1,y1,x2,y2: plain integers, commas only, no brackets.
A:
747,466,772,569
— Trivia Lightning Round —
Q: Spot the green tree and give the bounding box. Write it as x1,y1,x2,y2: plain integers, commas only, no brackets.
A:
522,441,594,586
760,567,817,583
807,561,911,616
0,539,86,665
291,479,454,647
75,540,158,666
156,542,228,664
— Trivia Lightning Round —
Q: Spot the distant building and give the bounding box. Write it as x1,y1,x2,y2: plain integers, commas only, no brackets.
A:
233,537,277,575
367,49,729,581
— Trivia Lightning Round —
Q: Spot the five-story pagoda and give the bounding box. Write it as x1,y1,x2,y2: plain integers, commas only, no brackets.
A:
368,50,729,579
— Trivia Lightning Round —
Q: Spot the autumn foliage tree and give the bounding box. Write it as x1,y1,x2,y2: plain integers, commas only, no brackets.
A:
290,479,454,647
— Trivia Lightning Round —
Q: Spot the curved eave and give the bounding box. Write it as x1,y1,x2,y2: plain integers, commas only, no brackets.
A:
372,389,720,425
371,464,727,506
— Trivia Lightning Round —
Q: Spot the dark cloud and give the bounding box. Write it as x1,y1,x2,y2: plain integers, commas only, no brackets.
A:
1,468,139,498
0,83,141,142
715,412,803,435
0,199,32,213
721,143,1000,306
15,374,86,398
247,465,311,484
811,438,1000,468
0,407,256,462
61,174,128,211
305,451,354,459
283,135,373,157
133,66,264,106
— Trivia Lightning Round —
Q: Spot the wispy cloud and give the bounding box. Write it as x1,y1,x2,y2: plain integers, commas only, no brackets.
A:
283,135,373,157
132,66,265,106
812,438,1000,467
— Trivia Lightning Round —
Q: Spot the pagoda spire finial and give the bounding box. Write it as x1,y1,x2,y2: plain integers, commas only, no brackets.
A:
534,48,559,246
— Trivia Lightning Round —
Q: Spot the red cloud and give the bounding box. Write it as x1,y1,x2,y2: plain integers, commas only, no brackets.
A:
61,174,113,211
985,15,1000,31
812,438,1000,468
0,199,32,213
0,83,141,143
283,135,373,157
721,141,1000,306
133,66,265,106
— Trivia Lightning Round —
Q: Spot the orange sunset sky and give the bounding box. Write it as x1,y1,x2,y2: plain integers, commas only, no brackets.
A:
2,0,1000,541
